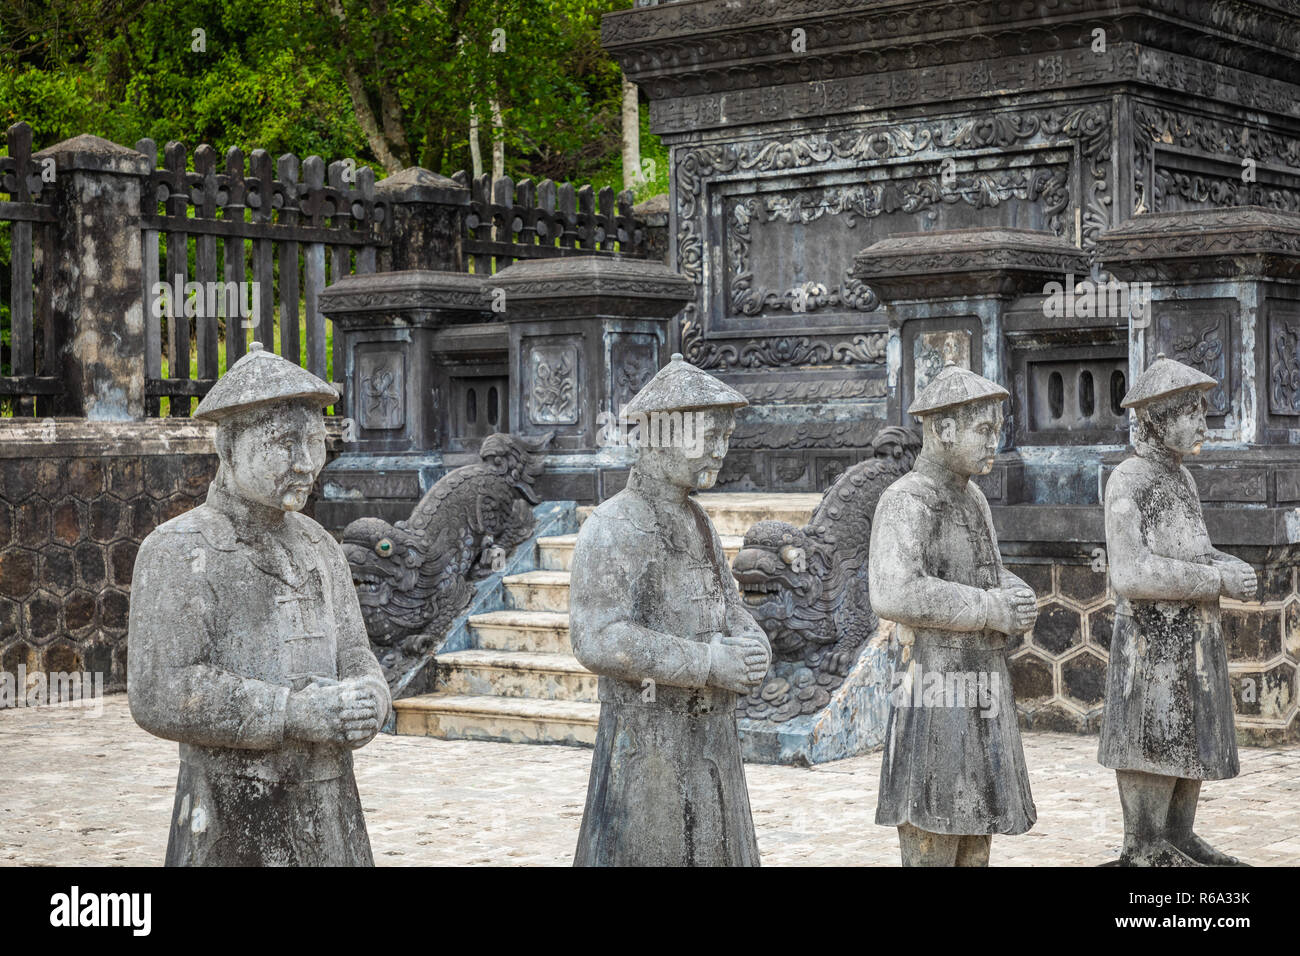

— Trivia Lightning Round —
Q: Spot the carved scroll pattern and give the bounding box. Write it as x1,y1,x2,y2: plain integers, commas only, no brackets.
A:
1270,320,1300,416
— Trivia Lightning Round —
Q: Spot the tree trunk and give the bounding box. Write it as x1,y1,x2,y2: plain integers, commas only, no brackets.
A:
469,103,483,178
490,98,504,181
621,76,641,192
322,0,405,173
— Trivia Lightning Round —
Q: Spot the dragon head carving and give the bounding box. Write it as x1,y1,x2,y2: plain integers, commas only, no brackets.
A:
343,516,460,646
731,521,830,657
342,431,553,686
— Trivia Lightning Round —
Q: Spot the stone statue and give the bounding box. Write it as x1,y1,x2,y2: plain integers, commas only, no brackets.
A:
569,353,772,866
1099,354,1254,867
868,362,1038,866
342,431,552,686
128,343,391,867
731,426,921,722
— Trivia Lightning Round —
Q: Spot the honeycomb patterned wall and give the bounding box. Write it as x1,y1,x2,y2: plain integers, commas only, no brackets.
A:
1004,559,1300,744
0,452,217,692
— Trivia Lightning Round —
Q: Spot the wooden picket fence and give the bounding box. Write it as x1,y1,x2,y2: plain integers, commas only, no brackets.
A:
0,122,58,416
137,140,388,416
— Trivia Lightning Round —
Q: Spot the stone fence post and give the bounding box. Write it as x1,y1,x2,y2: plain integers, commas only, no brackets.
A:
374,167,471,272
33,135,152,420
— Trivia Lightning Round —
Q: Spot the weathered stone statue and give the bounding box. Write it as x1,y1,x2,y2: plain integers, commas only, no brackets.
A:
731,425,921,722
570,354,771,866
868,362,1038,866
343,431,552,686
1099,354,1254,867
128,343,391,866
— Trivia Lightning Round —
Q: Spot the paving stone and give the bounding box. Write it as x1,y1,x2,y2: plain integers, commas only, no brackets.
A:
1,696,1296,867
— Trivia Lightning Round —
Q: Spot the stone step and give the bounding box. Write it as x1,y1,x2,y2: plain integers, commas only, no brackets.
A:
691,492,822,536
393,693,599,745
575,493,820,536
537,532,746,571
435,648,597,702
469,609,571,654
502,570,572,612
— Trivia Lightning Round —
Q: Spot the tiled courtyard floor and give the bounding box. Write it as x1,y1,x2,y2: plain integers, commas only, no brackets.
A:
2,695,1298,866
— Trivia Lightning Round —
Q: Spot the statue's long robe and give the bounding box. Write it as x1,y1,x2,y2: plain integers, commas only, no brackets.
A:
1098,453,1238,780
868,457,1036,836
128,485,391,866
569,473,769,866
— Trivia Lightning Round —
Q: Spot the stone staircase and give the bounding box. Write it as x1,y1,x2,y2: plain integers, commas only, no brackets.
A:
392,493,821,746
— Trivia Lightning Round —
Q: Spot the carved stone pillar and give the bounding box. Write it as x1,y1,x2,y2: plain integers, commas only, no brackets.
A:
490,256,692,501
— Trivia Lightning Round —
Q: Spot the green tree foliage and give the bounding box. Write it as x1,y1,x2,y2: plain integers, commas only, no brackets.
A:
0,0,660,191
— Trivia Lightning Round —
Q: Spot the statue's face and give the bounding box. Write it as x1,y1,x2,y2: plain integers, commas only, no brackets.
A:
926,400,1003,477
1143,391,1208,456
639,407,735,491
220,401,327,511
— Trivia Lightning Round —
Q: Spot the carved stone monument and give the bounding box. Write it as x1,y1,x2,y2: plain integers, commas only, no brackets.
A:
128,343,391,866
869,362,1038,866
1099,355,1255,867
342,431,552,686
569,354,771,866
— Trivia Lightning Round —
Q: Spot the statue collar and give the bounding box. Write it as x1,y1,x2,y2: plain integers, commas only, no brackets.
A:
912,453,971,494
1134,435,1183,471
626,468,693,506
206,478,293,533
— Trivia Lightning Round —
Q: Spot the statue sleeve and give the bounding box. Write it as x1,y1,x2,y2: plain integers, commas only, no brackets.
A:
1105,470,1221,601
127,535,291,750
568,516,714,690
867,487,996,632
327,536,392,718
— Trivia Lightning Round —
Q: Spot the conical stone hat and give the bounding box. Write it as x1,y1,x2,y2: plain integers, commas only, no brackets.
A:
620,353,748,420
908,361,1009,417
194,342,338,422
1120,353,1217,409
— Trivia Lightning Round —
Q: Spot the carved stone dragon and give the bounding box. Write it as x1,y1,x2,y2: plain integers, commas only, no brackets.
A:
343,432,551,684
730,426,922,722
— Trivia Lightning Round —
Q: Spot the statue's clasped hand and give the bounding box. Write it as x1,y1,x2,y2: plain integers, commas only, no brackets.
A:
985,586,1037,635
1217,560,1258,603
706,631,771,694
286,676,383,749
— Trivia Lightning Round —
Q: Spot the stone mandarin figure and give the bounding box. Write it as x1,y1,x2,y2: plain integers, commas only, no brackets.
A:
868,362,1038,866
127,343,391,867
1099,354,1255,867
570,354,772,866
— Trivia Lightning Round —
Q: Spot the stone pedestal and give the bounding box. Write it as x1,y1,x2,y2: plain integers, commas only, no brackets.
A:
316,270,492,529
1098,207,1300,447
320,270,490,455
855,228,1091,502
490,256,693,501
